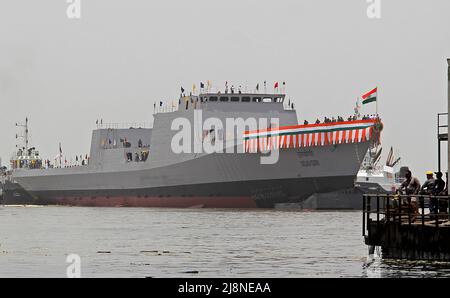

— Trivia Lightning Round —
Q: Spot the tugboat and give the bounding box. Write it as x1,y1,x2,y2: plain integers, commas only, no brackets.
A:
1,118,42,205
300,145,404,210
355,146,403,194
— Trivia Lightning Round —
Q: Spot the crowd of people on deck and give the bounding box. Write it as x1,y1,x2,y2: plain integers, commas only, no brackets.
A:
303,114,379,125
124,138,150,163
126,151,149,163
48,154,90,169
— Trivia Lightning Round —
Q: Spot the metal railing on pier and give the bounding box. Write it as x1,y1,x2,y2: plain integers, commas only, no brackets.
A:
362,194,450,237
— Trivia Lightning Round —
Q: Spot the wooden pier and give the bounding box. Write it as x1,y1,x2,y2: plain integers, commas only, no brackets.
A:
363,194,450,261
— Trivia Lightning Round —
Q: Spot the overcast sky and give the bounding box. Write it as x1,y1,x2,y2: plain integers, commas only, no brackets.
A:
1,0,450,178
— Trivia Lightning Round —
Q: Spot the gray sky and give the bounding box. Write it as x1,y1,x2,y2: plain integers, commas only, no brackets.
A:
1,0,450,178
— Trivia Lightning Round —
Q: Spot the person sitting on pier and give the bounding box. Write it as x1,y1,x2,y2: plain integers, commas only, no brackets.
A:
315,119,321,124
399,170,421,196
420,171,435,195
304,120,309,125
396,170,421,216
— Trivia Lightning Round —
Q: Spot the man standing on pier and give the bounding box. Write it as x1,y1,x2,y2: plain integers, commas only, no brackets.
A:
432,172,447,214
432,172,445,195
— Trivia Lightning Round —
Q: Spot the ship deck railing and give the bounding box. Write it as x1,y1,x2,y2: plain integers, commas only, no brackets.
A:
96,122,151,129
153,98,297,115
362,194,450,237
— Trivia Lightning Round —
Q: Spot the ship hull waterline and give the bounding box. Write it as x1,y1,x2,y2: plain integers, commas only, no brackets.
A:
9,142,371,208
4,175,356,208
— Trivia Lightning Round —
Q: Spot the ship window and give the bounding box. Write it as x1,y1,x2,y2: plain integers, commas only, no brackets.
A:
263,97,273,103
275,97,283,102
241,96,250,102
231,97,239,102
209,96,218,101
252,97,261,102
220,96,229,102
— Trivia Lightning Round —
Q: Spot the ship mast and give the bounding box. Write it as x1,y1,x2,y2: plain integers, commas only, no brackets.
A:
15,117,29,156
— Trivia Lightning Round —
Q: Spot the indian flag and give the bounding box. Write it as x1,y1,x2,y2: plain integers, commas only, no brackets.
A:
362,87,377,105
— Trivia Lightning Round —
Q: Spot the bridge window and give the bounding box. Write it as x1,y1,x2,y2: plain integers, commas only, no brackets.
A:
209,96,218,101
274,97,283,103
231,97,239,102
263,97,273,103
220,96,229,102
252,97,261,102
241,97,250,102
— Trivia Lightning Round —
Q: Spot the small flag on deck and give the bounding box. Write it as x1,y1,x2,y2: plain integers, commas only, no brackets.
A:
362,87,377,105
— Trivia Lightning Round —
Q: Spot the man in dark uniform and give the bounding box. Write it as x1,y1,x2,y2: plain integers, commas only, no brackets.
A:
432,171,447,214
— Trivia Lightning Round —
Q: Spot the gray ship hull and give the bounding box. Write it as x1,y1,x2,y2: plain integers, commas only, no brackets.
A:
1,181,36,205
11,142,370,208
9,175,356,208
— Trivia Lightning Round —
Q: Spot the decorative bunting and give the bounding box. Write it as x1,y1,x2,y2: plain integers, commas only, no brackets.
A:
244,119,378,153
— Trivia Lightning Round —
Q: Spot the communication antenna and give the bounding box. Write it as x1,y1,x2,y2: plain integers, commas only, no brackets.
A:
15,117,29,156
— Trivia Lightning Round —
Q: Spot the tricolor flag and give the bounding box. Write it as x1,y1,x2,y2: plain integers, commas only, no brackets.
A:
362,87,377,105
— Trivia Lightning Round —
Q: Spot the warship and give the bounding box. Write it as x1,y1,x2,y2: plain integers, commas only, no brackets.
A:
2,91,380,208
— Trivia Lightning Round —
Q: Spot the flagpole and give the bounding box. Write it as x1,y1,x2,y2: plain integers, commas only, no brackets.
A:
376,86,379,117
